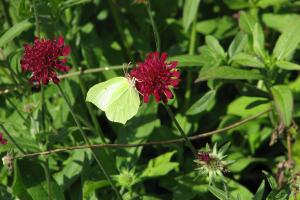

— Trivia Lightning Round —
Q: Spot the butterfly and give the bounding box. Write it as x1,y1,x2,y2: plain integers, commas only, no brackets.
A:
86,74,140,124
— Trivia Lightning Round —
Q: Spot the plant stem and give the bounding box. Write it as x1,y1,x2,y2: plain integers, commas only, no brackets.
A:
56,84,123,200
6,97,29,126
15,108,271,159
107,0,131,60
184,19,197,110
146,1,160,52
164,104,197,157
0,124,26,154
0,0,12,27
32,0,40,37
41,160,52,200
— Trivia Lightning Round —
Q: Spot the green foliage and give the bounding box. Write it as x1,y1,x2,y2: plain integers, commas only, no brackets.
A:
0,0,300,199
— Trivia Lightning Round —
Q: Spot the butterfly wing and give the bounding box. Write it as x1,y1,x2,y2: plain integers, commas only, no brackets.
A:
86,77,128,111
86,77,140,124
105,83,140,124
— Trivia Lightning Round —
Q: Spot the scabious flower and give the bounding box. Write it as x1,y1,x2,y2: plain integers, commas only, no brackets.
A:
21,36,70,85
0,133,7,145
194,143,231,183
130,52,180,103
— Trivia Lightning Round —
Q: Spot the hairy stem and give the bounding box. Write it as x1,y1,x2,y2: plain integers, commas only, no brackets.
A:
56,84,123,200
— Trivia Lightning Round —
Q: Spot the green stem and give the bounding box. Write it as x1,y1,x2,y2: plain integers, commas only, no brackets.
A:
56,84,123,200
146,1,160,52
41,160,52,200
0,124,26,154
164,105,197,157
0,0,12,27
32,0,40,37
184,19,197,110
7,97,29,125
107,0,131,60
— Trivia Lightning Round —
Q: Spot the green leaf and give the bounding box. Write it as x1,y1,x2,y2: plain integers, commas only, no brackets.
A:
141,151,179,179
208,185,236,200
271,85,293,127
168,55,204,67
228,32,248,58
231,53,265,68
276,61,300,70
239,11,256,34
227,96,270,118
183,0,201,31
205,35,225,58
0,19,32,48
262,171,278,190
54,150,86,190
256,0,289,8
252,23,265,58
254,180,265,200
196,66,263,82
186,90,216,115
262,13,299,32
223,0,251,9
273,18,300,61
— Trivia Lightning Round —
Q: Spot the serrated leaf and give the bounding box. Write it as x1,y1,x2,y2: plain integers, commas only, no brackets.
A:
273,18,300,61
186,90,216,115
271,85,293,127
0,19,32,48
196,66,263,82
276,61,300,70
228,32,248,58
231,53,264,68
183,0,200,31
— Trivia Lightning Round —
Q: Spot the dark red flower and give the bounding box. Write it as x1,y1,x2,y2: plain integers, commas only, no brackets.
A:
0,133,7,145
21,36,70,85
130,52,180,103
197,151,211,163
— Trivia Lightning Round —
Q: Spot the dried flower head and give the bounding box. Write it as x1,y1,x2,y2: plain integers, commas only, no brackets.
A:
0,132,7,145
194,143,231,183
2,152,13,172
130,52,180,103
21,36,70,85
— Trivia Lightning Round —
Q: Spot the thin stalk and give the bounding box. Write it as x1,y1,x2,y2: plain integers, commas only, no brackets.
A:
184,19,197,110
146,1,160,52
32,0,40,37
107,0,131,60
41,160,52,200
0,0,13,27
0,124,26,154
15,108,271,159
164,104,197,157
287,133,292,163
7,97,29,125
56,84,123,200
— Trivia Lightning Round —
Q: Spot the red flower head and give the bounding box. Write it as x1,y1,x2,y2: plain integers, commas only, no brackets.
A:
130,52,180,103
0,133,7,145
21,36,70,85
